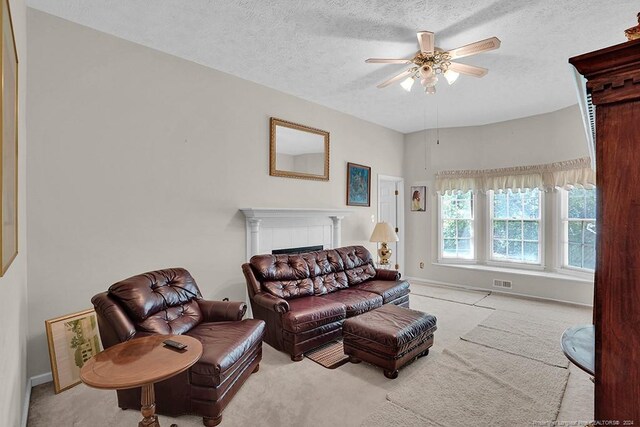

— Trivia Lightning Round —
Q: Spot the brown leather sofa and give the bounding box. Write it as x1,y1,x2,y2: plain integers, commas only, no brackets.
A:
91,268,265,426
242,245,409,361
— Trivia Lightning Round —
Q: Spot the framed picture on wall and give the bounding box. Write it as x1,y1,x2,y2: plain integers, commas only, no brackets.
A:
346,162,371,207
411,186,427,211
0,0,18,276
45,309,103,393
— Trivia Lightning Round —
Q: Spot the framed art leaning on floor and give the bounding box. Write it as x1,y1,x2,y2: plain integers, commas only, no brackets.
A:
45,309,103,393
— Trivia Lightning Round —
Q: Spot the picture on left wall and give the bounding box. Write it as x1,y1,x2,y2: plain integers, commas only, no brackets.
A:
0,0,18,276
45,309,103,393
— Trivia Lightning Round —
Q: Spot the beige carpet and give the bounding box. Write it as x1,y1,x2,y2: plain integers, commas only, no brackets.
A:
27,287,593,427
410,282,491,305
475,293,592,324
461,310,571,368
362,298,582,426
364,340,570,426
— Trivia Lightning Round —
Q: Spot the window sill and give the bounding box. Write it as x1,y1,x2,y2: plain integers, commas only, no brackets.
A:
554,267,595,280
486,260,544,271
432,261,594,283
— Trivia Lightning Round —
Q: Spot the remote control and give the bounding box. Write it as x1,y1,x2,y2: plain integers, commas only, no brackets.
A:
163,339,187,350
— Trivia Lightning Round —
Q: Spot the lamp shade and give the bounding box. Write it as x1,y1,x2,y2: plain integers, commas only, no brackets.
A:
369,222,399,243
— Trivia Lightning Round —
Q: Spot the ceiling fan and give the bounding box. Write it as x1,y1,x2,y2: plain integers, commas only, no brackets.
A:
365,31,500,94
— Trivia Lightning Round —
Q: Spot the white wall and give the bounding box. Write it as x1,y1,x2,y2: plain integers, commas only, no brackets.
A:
404,105,594,305
0,0,28,426
26,9,404,377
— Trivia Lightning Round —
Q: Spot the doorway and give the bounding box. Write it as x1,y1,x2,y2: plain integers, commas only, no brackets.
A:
377,174,404,273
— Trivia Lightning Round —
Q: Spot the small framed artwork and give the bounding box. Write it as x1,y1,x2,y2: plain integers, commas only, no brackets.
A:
0,0,18,276
45,309,103,393
411,186,427,211
346,162,371,207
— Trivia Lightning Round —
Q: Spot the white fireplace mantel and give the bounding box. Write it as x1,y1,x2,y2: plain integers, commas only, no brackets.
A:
239,208,351,260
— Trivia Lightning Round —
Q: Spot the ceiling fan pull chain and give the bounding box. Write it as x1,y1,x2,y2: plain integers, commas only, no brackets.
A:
436,97,440,145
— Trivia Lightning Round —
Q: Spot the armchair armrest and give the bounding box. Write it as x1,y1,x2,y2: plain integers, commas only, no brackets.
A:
197,299,247,322
374,268,401,281
252,292,290,314
91,292,138,349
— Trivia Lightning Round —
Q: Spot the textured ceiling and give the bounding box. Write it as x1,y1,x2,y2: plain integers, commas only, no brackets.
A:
27,0,638,133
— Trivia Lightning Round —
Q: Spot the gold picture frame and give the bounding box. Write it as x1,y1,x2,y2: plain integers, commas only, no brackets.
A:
269,117,330,181
45,309,103,393
0,0,18,276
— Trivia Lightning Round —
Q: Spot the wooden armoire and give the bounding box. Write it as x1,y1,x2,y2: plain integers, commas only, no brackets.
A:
570,39,640,423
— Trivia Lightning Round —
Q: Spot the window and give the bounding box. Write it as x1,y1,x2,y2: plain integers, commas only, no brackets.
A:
563,188,596,271
440,191,474,259
490,189,542,264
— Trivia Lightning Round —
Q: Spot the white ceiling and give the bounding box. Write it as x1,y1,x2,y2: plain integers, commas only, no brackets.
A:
27,0,638,133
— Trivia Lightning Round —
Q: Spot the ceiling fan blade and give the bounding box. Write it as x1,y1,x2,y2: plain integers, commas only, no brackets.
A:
447,37,501,60
377,68,414,88
365,58,413,64
417,31,435,54
448,62,489,77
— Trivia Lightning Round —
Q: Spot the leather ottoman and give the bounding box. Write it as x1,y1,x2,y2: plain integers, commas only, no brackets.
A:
343,304,437,379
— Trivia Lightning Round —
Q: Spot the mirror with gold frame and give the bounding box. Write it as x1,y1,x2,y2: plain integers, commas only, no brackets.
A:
269,117,329,181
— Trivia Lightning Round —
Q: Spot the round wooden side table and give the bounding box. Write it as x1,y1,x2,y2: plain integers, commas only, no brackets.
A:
80,334,203,427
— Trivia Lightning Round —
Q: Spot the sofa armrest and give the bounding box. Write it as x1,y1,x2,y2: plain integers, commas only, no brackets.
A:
197,299,247,322
374,268,401,281
252,292,290,314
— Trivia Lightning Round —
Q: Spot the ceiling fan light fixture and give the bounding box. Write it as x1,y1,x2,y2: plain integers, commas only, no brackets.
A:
444,70,460,85
421,74,438,88
365,31,500,95
400,76,415,92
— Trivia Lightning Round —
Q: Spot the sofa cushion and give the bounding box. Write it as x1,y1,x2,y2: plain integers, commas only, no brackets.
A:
336,245,373,269
250,254,314,299
320,289,383,317
302,249,344,276
344,264,377,285
282,297,347,333
351,279,410,304
312,271,349,296
336,246,376,285
263,278,314,299
186,319,265,387
250,254,311,281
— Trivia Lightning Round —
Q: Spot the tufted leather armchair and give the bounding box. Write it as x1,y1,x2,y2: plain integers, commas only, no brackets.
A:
91,268,265,427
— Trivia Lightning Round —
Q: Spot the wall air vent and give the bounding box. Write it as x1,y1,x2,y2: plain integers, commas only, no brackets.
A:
493,279,512,289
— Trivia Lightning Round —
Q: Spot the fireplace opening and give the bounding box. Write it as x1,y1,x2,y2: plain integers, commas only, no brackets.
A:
272,245,323,255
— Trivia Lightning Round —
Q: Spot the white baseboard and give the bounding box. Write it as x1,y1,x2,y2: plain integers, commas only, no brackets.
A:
405,276,593,308
22,372,53,427
21,378,30,427
30,372,53,387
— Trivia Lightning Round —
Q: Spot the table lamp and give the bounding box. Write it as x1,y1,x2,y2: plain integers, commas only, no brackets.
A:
369,222,399,266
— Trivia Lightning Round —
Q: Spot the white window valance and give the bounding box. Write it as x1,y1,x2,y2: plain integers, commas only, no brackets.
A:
435,157,596,194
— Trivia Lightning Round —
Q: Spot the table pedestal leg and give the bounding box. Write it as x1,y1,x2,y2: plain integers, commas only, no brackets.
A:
139,383,160,427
